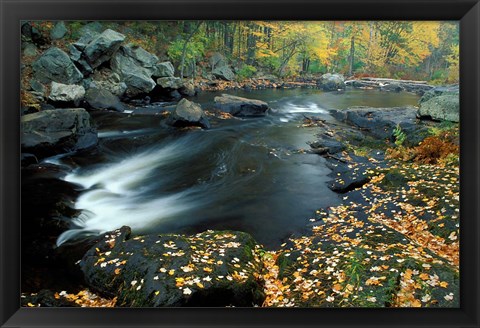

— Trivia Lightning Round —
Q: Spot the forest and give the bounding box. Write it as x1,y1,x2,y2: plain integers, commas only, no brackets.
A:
115,21,459,82
30,20,460,83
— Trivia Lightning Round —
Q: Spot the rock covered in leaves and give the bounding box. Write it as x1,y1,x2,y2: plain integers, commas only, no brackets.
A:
21,108,97,159
168,98,210,129
22,289,116,307
263,162,459,308
214,94,269,117
80,227,265,307
325,154,375,193
33,47,83,84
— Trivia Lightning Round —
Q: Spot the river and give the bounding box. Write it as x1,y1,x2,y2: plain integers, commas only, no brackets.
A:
49,88,419,249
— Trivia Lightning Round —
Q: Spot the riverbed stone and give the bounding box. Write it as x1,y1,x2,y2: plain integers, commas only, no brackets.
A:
168,98,210,129
214,94,269,117
80,227,265,307
33,47,83,84
21,108,97,159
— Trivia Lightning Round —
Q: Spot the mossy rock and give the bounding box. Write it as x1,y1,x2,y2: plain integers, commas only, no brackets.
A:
80,227,265,307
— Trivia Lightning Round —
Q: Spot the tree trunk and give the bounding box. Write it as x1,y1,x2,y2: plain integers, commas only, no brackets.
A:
180,22,202,78
349,35,355,76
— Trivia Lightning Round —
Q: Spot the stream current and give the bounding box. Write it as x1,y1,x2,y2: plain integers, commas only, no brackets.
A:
50,88,419,249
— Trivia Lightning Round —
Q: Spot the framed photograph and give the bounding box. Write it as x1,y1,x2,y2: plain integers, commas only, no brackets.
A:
1,0,479,327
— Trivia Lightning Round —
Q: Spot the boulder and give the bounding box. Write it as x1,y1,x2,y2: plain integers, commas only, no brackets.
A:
155,61,175,78
21,290,80,308
168,98,210,129
84,88,124,112
330,107,429,145
22,42,38,57
418,94,459,122
419,85,459,104
21,108,97,159
121,44,159,76
317,73,345,91
72,23,103,51
69,44,82,62
80,227,265,307
90,80,127,98
33,47,83,84
21,153,38,167
50,21,68,40
309,136,346,155
381,82,404,92
83,29,126,69
417,85,459,122
30,80,45,94
111,48,156,97
48,82,85,106
209,52,228,70
90,69,128,97
179,81,196,97
156,77,183,90
214,94,269,117
212,66,235,81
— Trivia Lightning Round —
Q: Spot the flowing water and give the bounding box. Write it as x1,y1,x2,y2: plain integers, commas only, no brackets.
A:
51,88,419,249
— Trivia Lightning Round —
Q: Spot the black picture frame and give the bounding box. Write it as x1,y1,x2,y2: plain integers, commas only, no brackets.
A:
1,0,479,327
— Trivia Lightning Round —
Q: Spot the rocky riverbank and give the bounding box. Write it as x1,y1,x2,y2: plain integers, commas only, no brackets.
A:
21,22,460,308
21,97,460,308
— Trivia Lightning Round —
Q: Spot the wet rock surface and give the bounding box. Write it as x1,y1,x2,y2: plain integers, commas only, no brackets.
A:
214,94,269,117
168,98,210,129
330,106,429,146
21,108,98,159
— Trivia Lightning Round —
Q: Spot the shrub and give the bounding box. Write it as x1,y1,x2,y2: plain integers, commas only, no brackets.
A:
236,65,257,81
413,136,459,165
